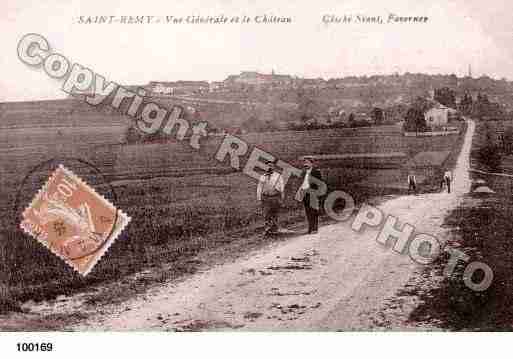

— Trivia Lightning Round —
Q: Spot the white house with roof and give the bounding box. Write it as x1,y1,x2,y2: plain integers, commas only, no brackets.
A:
424,102,451,128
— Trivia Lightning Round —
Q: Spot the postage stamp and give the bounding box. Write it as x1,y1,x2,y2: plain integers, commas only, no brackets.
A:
20,164,131,276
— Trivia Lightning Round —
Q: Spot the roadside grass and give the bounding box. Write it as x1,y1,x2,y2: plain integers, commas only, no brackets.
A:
403,192,513,330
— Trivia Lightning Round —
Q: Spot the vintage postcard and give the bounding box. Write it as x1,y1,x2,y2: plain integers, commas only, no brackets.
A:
2,0,513,354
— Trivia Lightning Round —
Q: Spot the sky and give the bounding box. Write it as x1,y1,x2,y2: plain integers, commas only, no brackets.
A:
1,0,513,101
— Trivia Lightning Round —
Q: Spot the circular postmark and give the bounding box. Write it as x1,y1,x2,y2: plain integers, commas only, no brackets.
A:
13,157,120,261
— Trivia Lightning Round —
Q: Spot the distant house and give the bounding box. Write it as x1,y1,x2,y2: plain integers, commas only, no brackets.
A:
424,102,451,128
224,71,293,87
148,81,209,95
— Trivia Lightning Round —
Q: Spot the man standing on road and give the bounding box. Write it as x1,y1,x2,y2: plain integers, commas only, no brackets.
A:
407,172,417,195
257,160,285,236
299,156,323,234
443,170,452,193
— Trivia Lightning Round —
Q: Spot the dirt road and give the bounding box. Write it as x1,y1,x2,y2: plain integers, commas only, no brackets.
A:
67,120,474,331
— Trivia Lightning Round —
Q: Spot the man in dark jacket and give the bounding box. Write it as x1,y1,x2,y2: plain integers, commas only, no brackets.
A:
299,156,323,234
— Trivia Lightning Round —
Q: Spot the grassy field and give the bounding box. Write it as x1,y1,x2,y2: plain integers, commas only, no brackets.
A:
0,100,465,310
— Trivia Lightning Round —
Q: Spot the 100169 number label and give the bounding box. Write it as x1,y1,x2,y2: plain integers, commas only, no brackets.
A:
17,342,53,352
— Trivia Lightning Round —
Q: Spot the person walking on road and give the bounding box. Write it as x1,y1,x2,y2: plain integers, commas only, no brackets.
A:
407,173,417,195
441,170,452,193
257,160,285,236
299,156,323,234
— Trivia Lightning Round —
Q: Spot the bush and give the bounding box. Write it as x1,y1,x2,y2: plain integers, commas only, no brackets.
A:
478,143,501,171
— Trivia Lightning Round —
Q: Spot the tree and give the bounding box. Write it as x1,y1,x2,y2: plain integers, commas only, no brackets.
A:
503,127,513,154
434,87,456,108
458,92,473,115
478,141,501,171
478,124,501,171
403,108,427,132
475,93,487,118
371,107,384,125
403,97,429,132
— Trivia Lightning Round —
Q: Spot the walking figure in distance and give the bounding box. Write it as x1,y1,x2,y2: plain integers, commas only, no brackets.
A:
299,156,323,234
442,170,452,193
257,160,285,236
407,173,417,195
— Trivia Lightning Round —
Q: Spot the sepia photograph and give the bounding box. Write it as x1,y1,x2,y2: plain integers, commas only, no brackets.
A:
1,0,513,356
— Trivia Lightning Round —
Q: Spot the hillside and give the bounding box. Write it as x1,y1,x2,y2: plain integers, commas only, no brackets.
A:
3,71,512,135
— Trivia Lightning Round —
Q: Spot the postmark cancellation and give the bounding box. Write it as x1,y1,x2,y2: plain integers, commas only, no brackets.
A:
20,165,131,276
